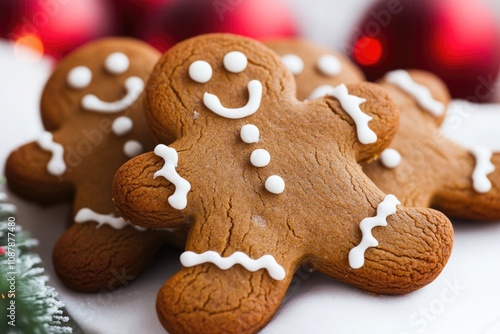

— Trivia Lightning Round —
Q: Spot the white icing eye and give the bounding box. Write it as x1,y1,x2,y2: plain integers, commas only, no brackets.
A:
265,175,285,194
316,54,342,76
105,52,130,75
281,54,304,75
223,51,248,73
112,116,134,136
124,140,143,158
67,66,92,89
250,149,271,167
240,124,260,143
189,60,212,83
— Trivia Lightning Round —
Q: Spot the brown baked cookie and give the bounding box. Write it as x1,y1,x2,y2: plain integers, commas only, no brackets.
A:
361,70,500,220
112,34,453,334
5,38,184,292
265,38,365,100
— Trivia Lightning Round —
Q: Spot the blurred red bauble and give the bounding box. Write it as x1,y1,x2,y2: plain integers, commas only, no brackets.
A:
137,0,297,52
110,0,173,37
350,0,500,102
3,0,115,59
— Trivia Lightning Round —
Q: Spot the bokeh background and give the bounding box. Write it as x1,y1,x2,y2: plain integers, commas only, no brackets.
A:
1,0,500,101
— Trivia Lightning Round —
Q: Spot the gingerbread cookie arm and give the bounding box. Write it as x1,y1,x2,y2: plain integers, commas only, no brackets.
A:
316,82,399,163
433,151,500,221
299,164,453,295
383,70,450,126
113,150,191,229
5,140,73,203
325,206,453,294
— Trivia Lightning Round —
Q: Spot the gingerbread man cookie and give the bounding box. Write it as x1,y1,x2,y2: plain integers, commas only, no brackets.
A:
5,38,184,292
265,39,365,100
112,34,453,334
362,70,500,220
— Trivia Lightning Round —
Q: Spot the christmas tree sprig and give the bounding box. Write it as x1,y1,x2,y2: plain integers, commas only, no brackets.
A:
0,191,78,334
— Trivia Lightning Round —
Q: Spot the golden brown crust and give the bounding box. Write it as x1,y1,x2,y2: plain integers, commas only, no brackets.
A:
362,70,500,221
113,34,453,334
5,38,185,292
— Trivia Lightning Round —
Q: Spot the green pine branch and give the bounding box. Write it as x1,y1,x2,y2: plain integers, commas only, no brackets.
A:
0,192,80,334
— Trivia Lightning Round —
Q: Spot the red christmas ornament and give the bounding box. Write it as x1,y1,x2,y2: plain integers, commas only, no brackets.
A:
110,0,173,37
350,0,500,102
137,0,297,52
3,0,115,59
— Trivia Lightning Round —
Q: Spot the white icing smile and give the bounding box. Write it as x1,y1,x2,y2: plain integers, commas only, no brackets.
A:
203,80,263,119
82,76,144,113
67,52,145,113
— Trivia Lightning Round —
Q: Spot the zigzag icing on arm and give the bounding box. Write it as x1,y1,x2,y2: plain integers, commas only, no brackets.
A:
180,250,286,280
203,80,262,119
471,146,495,193
349,194,401,269
153,144,191,210
75,208,146,231
319,84,377,145
37,131,66,176
386,70,445,117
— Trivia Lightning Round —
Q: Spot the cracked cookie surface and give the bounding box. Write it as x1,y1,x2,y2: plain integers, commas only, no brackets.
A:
363,70,500,221
113,34,453,334
5,38,185,292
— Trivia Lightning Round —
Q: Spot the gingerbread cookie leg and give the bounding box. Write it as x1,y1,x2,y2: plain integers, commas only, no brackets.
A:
53,219,167,292
153,183,452,334
158,265,292,334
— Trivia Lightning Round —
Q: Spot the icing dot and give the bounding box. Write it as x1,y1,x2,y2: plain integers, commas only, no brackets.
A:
67,66,92,89
281,54,304,75
112,116,133,136
265,175,285,194
123,140,143,158
189,60,212,83
380,148,401,169
250,149,271,167
240,124,260,143
105,52,130,75
316,54,342,76
223,51,248,73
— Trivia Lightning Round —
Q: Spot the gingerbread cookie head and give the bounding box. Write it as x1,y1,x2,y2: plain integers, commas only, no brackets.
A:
7,38,159,200
113,34,453,334
4,38,185,292
362,69,500,221
265,39,365,100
